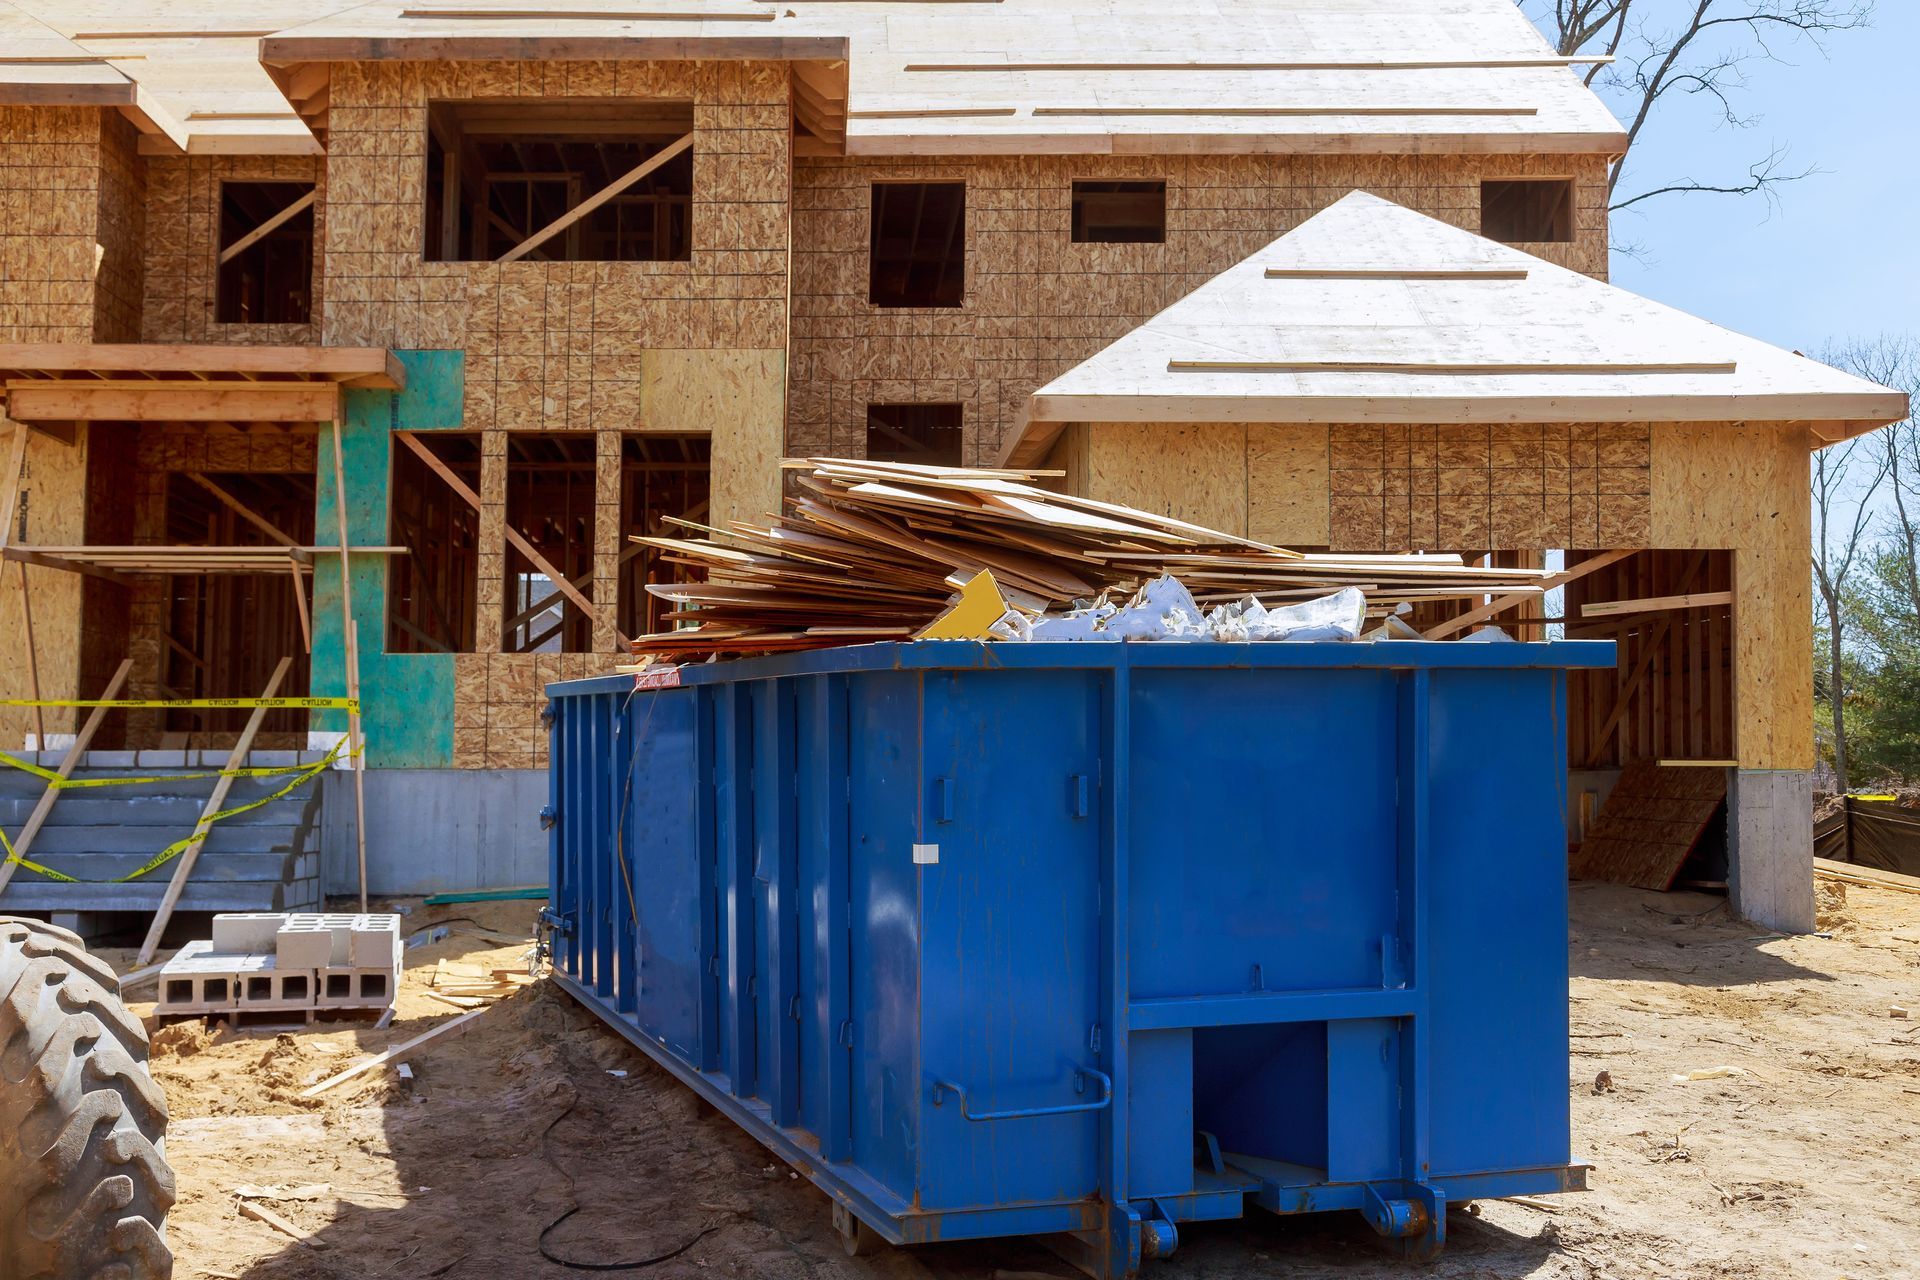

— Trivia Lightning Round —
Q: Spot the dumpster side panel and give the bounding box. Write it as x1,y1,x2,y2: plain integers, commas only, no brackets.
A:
1425,668,1573,1175
797,674,854,1161
918,669,1103,1212
626,687,706,1061
1127,668,1400,1000
847,671,925,1203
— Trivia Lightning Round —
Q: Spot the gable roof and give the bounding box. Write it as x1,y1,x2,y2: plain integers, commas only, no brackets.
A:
1003,191,1908,466
3,0,1624,158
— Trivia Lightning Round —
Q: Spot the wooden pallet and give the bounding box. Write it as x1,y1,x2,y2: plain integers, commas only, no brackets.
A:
1571,761,1728,891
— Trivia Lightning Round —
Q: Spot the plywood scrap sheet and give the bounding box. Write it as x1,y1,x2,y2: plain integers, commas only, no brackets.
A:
1571,761,1728,891
629,457,1549,659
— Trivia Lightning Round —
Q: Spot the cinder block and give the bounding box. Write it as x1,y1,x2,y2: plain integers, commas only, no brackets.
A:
349,914,402,968
318,966,395,1009
157,940,241,1014
212,912,288,953
282,913,356,964
235,954,317,1009
273,921,334,970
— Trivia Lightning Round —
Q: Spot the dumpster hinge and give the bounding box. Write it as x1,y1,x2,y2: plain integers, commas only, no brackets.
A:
788,995,802,1020
538,804,557,831
1087,1023,1102,1054
708,955,720,976
837,1019,854,1047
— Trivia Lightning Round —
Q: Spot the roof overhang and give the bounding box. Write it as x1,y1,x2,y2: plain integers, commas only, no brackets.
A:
259,20,851,150
0,344,404,424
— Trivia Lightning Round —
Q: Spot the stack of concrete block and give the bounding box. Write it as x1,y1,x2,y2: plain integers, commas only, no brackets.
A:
154,910,401,1021
276,912,401,1011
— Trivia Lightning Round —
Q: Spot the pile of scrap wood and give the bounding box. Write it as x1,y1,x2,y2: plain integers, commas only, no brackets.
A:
630,458,1549,658
425,958,534,1010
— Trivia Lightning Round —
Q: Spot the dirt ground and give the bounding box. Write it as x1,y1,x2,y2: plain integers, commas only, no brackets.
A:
102,879,1920,1280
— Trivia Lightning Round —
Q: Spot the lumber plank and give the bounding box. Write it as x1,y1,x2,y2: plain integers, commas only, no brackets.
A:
300,1008,489,1097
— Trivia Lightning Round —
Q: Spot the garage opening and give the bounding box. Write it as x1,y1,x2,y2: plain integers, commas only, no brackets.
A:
425,100,694,262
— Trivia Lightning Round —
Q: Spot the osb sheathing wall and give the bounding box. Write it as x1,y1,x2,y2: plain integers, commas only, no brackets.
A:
789,153,1609,466
0,105,105,344
142,154,325,345
0,426,89,749
316,60,791,768
94,111,146,344
1065,418,1812,773
1,106,127,748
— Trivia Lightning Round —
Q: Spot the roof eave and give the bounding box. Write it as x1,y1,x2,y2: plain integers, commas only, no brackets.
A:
258,32,852,64
1027,390,1911,427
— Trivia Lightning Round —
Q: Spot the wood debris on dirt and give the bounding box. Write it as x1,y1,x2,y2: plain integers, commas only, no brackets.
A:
630,457,1551,658
426,959,535,1010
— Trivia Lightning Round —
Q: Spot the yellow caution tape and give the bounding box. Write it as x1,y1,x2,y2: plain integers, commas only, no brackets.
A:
0,749,339,790
1850,793,1898,802
1,739,353,885
0,696,358,711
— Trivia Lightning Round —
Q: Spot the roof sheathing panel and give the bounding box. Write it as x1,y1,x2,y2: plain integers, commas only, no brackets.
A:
1013,192,1907,454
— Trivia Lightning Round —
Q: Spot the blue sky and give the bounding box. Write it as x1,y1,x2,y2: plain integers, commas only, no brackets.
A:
1570,3,1919,351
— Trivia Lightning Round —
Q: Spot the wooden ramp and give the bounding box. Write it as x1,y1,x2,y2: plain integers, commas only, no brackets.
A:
1571,761,1727,891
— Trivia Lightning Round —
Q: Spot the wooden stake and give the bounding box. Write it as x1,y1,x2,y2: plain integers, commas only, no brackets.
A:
137,657,292,965
0,657,133,898
328,402,371,913
16,561,43,746
289,558,312,653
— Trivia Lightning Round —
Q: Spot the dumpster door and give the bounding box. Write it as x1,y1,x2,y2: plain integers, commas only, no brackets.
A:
916,668,1104,1212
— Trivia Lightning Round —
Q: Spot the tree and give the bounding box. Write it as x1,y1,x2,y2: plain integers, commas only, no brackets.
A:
1810,429,1888,791
1523,1,1873,215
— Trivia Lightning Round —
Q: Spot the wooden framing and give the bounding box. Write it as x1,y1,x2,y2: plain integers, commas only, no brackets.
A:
394,431,621,645
217,187,316,265
496,133,694,264
327,405,370,912
136,656,291,965
5,382,338,422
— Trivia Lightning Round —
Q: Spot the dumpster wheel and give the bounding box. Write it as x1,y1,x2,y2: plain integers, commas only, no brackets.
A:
0,916,175,1279
832,1201,884,1257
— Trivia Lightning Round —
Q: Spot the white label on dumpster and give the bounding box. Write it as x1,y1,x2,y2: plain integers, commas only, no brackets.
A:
912,843,939,865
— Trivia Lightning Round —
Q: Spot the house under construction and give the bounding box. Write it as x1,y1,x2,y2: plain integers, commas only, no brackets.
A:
0,0,1906,933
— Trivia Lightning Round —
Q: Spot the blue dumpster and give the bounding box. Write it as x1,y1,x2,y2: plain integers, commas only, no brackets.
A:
543,639,1613,1276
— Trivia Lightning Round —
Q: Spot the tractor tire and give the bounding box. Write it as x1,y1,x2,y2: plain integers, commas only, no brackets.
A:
0,915,175,1280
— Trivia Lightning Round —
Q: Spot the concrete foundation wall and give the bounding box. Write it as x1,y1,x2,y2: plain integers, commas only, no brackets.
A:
319,768,547,897
1728,768,1815,933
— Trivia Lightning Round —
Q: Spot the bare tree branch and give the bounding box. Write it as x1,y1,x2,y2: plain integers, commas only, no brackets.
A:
1522,0,1872,222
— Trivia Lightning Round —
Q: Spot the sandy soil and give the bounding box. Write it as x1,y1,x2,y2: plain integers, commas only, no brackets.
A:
106,882,1920,1280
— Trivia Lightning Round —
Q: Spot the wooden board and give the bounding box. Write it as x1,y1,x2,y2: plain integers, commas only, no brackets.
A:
1570,761,1728,892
